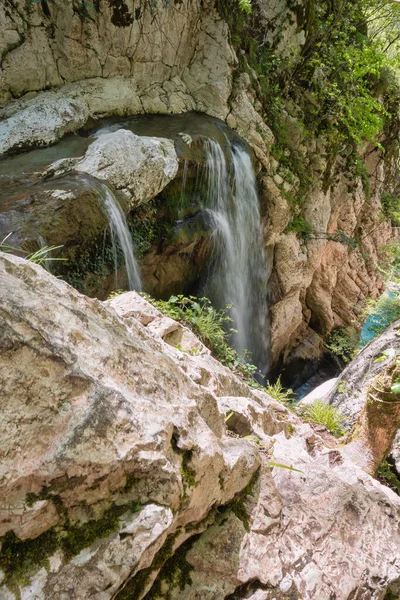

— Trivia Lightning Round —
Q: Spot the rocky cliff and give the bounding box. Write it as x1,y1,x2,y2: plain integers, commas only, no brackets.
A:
0,0,397,371
1,252,400,599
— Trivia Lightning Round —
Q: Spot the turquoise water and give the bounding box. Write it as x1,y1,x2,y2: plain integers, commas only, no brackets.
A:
360,290,397,346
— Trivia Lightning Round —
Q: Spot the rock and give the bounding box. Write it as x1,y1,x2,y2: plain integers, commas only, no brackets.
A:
1,256,400,599
0,252,261,598
0,96,89,155
0,173,108,265
74,129,179,208
109,290,162,325
300,377,339,406
328,319,400,427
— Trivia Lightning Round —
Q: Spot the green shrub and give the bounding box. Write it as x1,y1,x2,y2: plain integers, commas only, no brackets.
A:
381,192,400,226
143,294,261,384
378,460,400,495
325,327,360,364
285,216,312,238
0,239,67,270
298,400,345,437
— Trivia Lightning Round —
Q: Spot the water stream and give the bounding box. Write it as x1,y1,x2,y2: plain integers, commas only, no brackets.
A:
1,112,268,366
94,181,142,292
202,139,269,372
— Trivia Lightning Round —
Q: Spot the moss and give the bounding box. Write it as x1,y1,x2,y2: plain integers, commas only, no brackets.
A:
114,529,199,600
61,502,140,558
170,432,197,497
122,473,143,493
129,197,171,259
115,471,259,599
114,532,179,600
180,451,197,490
0,499,141,593
61,236,119,297
143,535,199,600
286,423,295,438
0,529,59,591
219,469,259,532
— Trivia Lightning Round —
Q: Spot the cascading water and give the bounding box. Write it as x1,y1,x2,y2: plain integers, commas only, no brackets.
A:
202,139,269,372
95,181,142,292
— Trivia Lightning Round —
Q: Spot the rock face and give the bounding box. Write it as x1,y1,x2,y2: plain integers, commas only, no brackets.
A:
74,130,179,208
1,253,400,599
328,319,400,427
0,96,89,155
0,0,396,370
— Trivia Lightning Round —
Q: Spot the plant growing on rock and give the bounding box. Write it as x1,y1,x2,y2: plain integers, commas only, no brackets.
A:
144,294,262,384
297,400,345,437
325,327,360,364
265,377,294,405
0,236,66,268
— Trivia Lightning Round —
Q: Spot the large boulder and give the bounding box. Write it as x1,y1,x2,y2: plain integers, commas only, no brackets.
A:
0,252,261,598
74,130,179,209
0,96,89,155
328,319,400,427
1,255,400,599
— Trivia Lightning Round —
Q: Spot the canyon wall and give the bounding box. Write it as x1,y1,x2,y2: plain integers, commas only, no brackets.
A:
0,0,396,371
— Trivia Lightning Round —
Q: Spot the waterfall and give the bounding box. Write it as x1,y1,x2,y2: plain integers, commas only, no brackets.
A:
96,182,142,292
202,139,268,372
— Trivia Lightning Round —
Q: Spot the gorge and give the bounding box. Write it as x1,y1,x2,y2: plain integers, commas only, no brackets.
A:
1,0,400,598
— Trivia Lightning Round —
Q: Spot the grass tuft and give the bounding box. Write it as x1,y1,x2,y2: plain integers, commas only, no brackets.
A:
298,400,345,437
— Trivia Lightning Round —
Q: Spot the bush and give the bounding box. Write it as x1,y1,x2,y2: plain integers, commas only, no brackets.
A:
325,327,360,364
143,294,261,384
377,460,400,495
297,400,345,437
381,192,400,226
285,216,312,238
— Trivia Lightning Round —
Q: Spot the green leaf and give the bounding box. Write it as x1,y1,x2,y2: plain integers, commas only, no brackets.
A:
269,462,303,473
391,381,400,394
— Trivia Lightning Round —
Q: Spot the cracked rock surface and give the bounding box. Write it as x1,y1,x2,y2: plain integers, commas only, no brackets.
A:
0,257,400,599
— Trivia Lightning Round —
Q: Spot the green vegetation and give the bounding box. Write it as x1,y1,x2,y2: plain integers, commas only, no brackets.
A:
265,376,294,405
285,216,312,238
0,500,141,593
0,237,66,268
378,460,400,495
379,243,400,284
381,192,400,225
144,294,262,384
297,400,345,437
219,0,400,209
325,327,360,364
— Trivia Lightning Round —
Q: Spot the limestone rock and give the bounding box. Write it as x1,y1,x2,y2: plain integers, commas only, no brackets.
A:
0,96,89,155
328,319,400,427
0,252,260,599
1,256,400,599
74,129,179,208
300,377,339,406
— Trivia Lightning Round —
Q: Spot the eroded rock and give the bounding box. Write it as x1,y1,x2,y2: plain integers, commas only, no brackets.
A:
74,130,179,208
0,258,400,599
0,96,89,155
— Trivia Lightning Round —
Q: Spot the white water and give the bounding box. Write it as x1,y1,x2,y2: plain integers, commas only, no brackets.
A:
202,140,268,371
96,182,142,291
